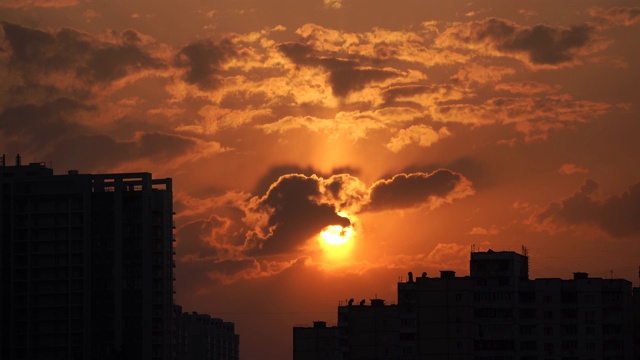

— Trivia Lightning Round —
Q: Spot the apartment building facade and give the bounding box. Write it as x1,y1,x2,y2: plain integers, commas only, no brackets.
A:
0,158,175,360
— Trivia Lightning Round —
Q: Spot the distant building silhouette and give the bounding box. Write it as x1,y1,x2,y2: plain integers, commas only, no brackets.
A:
173,305,240,360
293,321,340,360
294,249,640,360
0,156,239,360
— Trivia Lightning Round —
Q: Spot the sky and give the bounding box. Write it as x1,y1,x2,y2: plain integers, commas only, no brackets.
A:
2,0,640,358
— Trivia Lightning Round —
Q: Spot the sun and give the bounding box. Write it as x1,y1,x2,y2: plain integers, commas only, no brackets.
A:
318,222,355,259
320,225,353,245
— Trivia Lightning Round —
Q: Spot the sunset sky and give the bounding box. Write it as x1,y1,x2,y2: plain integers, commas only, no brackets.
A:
2,0,640,358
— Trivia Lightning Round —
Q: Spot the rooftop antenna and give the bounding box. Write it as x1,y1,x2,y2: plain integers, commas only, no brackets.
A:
15,153,21,166
521,245,528,257
1,154,5,167
471,244,476,253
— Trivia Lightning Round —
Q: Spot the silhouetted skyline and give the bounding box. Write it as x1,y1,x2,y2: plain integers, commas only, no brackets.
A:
294,249,639,359
2,1,640,359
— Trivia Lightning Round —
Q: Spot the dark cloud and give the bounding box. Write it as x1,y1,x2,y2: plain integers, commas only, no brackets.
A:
277,42,313,63
176,217,227,260
1,22,164,86
47,132,202,171
0,98,94,147
277,42,398,97
137,132,197,159
365,169,471,212
249,174,350,255
440,18,596,67
208,258,260,279
384,157,490,190
328,66,396,97
174,38,236,90
381,84,465,107
536,180,640,238
253,164,360,195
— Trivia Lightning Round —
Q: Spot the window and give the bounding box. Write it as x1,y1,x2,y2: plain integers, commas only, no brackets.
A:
585,310,595,324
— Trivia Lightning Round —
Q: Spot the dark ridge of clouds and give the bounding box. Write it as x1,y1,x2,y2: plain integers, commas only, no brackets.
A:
535,179,640,238
174,38,236,90
439,18,597,67
1,21,165,85
365,169,470,212
277,41,398,97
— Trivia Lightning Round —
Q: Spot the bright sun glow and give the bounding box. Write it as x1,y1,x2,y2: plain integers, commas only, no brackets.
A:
320,225,353,245
318,222,355,259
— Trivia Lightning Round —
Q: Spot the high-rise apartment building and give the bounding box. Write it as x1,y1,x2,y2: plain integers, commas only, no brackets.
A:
295,249,639,360
1,156,175,360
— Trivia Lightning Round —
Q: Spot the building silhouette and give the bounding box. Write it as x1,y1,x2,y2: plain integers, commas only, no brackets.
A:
0,155,239,360
294,249,639,360
173,305,240,360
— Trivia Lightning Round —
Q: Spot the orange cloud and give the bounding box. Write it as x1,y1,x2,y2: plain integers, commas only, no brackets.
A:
386,125,451,153
558,163,589,175
429,94,611,140
0,0,79,8
259,107,423,141
323,0,342,10
450,63,516,85
469,226,500,235
426,243,470,271
495,81,561,95
588,7,640,28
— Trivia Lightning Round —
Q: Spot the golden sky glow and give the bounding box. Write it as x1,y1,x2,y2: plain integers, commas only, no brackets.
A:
2,1,640,359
